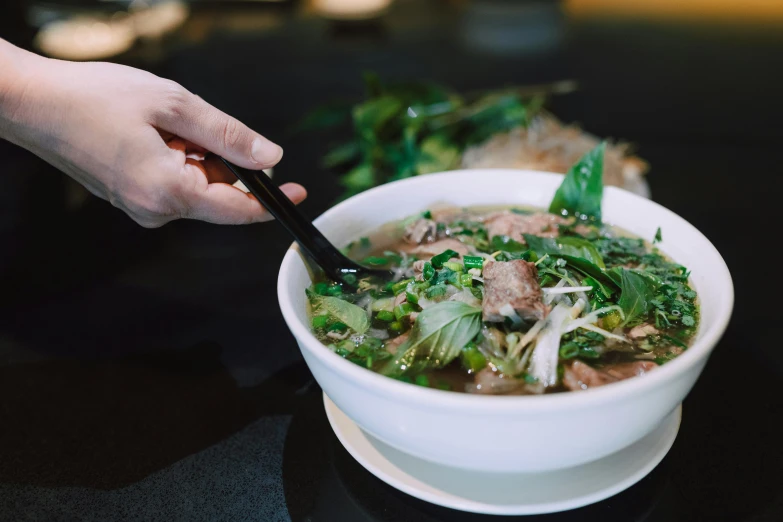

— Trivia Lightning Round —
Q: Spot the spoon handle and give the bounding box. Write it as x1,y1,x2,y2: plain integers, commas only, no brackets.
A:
216,156,356,279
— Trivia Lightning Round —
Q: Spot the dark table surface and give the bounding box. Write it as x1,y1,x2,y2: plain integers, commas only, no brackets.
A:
1,1,782,520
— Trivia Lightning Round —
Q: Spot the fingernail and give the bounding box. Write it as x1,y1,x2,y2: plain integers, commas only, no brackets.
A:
251,137,283,165
281,183,307,203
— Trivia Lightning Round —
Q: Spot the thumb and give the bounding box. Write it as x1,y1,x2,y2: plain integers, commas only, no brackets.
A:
154,87,283,170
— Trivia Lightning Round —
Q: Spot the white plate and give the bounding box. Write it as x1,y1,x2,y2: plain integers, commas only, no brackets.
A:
324,393,681,516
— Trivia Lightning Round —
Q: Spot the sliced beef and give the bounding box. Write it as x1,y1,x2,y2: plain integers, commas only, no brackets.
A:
485,211,568,242
563,360,656,391
404,218,437,245
482,260,547,322
563,361,617,391
404,238,470,259
412,260,426,281
629,323,659,339
469,365,544,395
471,367,525,395
604,361,657,380
484,211,592,243
384,332,409,355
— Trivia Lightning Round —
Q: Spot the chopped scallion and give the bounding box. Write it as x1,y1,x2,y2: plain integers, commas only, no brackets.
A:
312,315,329,329
443,261,463,272
559,343,580,359
425,285,447,298
463,256,483,270
392,278,413,295
363,256,389,266
376,310,395,322
422,262,435,281
325,284,343,296
430,249,459,268
460,343,487,373
329,322,348,332
394,303,416,320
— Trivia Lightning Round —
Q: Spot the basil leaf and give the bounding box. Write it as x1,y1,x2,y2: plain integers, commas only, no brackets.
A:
313,295,370,334
615,269,658,325
559,256,617,298
548,142,605,222
490,235,527,253
383,301,482,376
557,237,606,268
523,234,605,268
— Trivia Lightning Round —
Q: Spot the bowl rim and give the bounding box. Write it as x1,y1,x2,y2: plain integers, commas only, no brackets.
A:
277,169,734,412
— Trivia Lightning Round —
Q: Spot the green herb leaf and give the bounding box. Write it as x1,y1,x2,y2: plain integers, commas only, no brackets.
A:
340,164,375,195
415,134,460,174
523,234,605,268
615,269,658,325
312,295,370,334
654,227,663,244
430,249,459,268
383,301,482,376
322,141,362,168
352,96,404,141
561,256,617,297
490,235,528,253
548,142,605,221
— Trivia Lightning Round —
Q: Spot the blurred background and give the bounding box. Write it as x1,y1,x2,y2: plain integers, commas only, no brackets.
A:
2,0,781,305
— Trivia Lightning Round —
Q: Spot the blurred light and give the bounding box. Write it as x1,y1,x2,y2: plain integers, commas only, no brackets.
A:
132,0,189,39
33,0,189,60
565,0,783,23
310,0,393,20
35,16,135,60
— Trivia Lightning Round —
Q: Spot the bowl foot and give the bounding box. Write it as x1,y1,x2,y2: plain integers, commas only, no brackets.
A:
323,393,681,515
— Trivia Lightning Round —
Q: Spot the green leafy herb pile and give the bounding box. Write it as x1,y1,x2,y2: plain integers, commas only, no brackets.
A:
295,73,545,199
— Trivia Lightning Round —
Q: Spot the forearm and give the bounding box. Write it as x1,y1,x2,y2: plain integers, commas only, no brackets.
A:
0,39,47,145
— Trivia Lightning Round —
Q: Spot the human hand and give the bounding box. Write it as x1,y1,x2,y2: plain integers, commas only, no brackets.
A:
0,42,306,227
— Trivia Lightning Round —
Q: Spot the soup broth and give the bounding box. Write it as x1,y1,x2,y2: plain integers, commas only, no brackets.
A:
306,205,698,395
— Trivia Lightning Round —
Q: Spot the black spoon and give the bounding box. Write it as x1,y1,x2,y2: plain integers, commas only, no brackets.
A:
215,156,392,286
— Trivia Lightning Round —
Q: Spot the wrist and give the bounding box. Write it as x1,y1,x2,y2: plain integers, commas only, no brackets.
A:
0,40,49,142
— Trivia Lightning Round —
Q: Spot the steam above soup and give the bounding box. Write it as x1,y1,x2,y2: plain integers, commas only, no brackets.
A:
306,144,698,394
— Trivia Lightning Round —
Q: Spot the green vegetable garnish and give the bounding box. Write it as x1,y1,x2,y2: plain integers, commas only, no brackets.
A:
463,256,484,270
549,142,605,222
383,301,482,377
431,249,459,269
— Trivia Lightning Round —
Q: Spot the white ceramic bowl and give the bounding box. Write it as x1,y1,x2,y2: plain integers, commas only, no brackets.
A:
278,170,733,473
